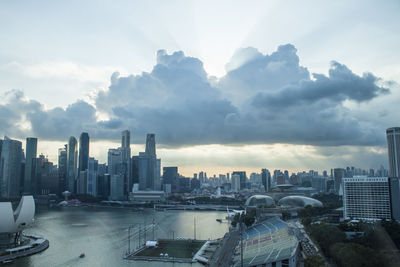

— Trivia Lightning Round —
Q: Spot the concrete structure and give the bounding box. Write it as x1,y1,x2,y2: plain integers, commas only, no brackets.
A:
261,169,271,192
232,171,246,190
163,167,179,193
0,137,22,198
233,217,299,267
145,133,156,156
135,134,161,191
333,168,345,194
343,176,400,221
78,132,89,174
87,157,98,196
121,130,131,194
245,195,274,207
387,127,400,178
278,196,323,208
58,145,67,194
24,137,37,194
231,174,240,192
129,184,165,202
77,170,87,195
66,136,78,193
110,174,124,200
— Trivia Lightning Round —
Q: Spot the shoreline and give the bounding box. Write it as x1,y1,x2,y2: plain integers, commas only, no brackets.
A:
0,238,49,263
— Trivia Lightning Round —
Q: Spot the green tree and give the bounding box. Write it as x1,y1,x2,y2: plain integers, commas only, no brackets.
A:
304,255,326,267
330,242,382,267
308,223,345,256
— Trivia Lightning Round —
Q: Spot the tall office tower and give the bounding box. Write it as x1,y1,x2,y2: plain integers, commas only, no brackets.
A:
163,167,179,193
87,157,98,196
145,133,156,156
0,137,22,198
232,171,247,190
122,130,130,149
137,152,160,191
387,127,400,178
58,145,67,193
231,174,241,192
343,176,400,221
138,134,160,191
261,169,271,192
131,155,139,185
333,168,345,194
121,130,131,194
78,132,90,174
24,137,37,194
108,148,123,176
284,170,289,183
67,136,78,193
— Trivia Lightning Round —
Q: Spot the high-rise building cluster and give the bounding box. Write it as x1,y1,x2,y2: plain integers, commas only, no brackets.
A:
341,127,400,221
0,131,163,201
1,126,399,215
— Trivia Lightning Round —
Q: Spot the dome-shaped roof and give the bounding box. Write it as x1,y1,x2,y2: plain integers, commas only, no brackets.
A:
245,195,275,207
0,196,35,234
278,195,322,208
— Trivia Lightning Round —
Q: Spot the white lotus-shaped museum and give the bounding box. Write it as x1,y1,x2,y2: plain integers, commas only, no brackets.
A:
0,196,35,234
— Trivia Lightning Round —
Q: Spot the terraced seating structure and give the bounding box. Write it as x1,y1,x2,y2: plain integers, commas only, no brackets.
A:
233,217,299,267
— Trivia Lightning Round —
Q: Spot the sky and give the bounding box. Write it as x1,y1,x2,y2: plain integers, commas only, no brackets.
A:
0,0,399,176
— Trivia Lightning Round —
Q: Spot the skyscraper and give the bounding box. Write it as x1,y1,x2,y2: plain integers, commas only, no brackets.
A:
67,136,78,193
136,134,161,191
145,133,156,156
58,145,67,194
78,132,90,173
24,137,37,194
0,137,22,198
232,171,247,190
122,130,130,149
163,167,179,193
261,169,271,192
108,148,123,176
387,127,400,178
333,168,345,194
87,157,98,196
121,130,131,193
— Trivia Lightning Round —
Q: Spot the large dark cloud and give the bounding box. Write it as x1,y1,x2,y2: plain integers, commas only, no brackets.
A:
0,44,393,146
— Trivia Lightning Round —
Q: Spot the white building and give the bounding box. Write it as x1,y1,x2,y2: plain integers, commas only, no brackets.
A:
342,176,398,221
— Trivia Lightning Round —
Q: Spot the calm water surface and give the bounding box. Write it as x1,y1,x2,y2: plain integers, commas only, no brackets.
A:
12,207,229,267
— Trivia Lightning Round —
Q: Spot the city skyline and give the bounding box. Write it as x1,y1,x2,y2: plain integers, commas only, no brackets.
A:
3,131,393,178
0,1,399,176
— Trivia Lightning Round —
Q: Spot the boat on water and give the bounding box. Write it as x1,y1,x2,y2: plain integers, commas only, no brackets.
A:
1,260,14,264
216,219,222,223
79,253,85,258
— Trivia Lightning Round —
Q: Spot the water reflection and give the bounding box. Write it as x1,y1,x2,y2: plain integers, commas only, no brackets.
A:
12,208,229,267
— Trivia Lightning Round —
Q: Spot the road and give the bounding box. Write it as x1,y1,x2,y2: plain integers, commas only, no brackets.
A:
208,230,240,267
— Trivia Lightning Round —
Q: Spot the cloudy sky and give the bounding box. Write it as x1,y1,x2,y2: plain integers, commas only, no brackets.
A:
0,0,399,176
